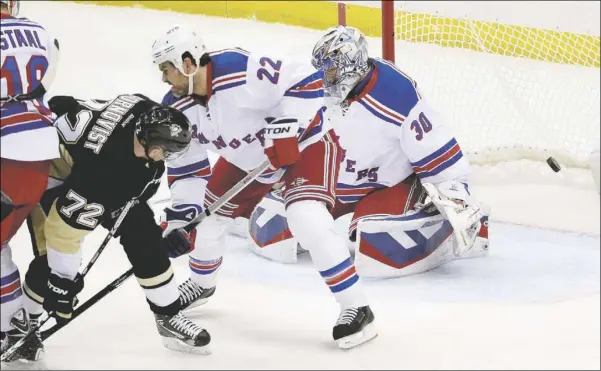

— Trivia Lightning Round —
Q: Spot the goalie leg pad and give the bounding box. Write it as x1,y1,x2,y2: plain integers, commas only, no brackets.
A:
348,175,425,241
354,209,456,278
347,177,455,278
248,191,300,264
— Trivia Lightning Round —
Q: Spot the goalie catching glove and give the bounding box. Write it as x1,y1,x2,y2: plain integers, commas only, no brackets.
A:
263,116,300,169
422,180,483,257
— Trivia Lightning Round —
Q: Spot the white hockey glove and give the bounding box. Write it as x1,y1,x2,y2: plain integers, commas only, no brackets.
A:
160,204,202,237
422,181,483,257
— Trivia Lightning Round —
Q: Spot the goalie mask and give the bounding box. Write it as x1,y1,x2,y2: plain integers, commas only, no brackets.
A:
136,105,192,162
0,0,19,17
311,25,369,105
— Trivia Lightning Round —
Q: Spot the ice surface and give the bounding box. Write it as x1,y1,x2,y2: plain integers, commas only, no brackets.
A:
2,2,599,369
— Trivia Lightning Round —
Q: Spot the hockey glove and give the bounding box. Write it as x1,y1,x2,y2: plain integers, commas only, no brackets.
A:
160,204,202,237
422,180,483,257
161,227,197,258
263,117,300,169
48,95,79,116
43,272,84,323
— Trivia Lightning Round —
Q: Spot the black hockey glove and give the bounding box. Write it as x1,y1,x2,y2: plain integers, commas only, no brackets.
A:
43,273,84,323
162,228,196,258
48,95,80,116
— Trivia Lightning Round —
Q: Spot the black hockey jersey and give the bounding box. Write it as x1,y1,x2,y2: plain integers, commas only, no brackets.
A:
50,94,165,231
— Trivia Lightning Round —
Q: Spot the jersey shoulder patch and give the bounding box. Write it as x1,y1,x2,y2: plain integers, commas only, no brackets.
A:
361,59,421,126
208,48,249,93
284,70,324,99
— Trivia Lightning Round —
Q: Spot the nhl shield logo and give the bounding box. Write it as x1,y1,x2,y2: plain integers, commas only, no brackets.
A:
170,124,182,137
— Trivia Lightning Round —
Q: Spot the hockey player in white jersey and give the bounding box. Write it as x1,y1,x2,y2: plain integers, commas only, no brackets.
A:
0,0,61,362
152,24,377,349
247,26,489,277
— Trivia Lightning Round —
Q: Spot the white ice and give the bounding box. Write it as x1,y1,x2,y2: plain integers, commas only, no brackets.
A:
4,1,601,369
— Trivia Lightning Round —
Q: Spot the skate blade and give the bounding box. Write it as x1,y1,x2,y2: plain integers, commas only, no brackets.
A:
161,337,211,355
336,322,378,349
183,298,210,312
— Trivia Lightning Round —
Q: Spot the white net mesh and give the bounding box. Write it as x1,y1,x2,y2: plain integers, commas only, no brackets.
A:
392,2,600,168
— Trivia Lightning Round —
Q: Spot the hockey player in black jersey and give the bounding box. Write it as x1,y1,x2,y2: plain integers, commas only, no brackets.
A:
3,94,210,362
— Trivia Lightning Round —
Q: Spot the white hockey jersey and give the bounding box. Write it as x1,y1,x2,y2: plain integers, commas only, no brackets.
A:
162,48,328,216
0,13,59,161
333,58,471,203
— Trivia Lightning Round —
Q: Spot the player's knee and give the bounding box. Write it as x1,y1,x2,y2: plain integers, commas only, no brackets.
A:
286,199,335,249
195,214,234,245
121,226,171,277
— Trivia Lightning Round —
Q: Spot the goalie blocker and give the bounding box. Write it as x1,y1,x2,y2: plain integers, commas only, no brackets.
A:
248,176,490,278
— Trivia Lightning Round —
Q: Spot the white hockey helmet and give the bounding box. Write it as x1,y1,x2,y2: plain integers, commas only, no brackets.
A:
311,25,369,105
0,0,20,16
152,24,207,95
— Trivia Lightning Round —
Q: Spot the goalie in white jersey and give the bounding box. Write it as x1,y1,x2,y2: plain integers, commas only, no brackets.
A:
248,26,490,278
151,24,376,349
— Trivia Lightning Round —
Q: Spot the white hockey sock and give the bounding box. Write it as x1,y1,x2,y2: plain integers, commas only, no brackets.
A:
286,200,368,309
188,214,232,289
136,266,180,309
0,246,24,332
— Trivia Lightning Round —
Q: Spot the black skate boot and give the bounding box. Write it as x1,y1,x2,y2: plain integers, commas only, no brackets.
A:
178,278,216,310
0,309,44,363
154,311,211,354
332,306,377,349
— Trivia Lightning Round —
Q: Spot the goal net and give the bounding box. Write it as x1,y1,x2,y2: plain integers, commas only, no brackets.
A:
382,1,600,168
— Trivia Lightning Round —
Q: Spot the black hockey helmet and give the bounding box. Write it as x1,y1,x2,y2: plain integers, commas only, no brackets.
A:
136,105,192,162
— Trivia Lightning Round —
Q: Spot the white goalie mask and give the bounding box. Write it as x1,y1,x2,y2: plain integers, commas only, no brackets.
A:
152,24,207,96
0,0,20,16
311,25,369,105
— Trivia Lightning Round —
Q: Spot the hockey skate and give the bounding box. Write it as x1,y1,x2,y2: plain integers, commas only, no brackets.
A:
178,278,216,310
0,309,44,363
154,311,211,354
333,306,377,349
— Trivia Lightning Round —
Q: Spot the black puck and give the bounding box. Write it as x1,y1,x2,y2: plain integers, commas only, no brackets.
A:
547,157,561,172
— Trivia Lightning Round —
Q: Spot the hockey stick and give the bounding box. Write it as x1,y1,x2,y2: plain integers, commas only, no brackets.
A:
0,199,137,362
38,161,273,340
182,160,272,233
40,268,135,341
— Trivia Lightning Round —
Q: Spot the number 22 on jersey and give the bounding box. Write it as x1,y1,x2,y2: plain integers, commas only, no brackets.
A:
257,57,282,84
